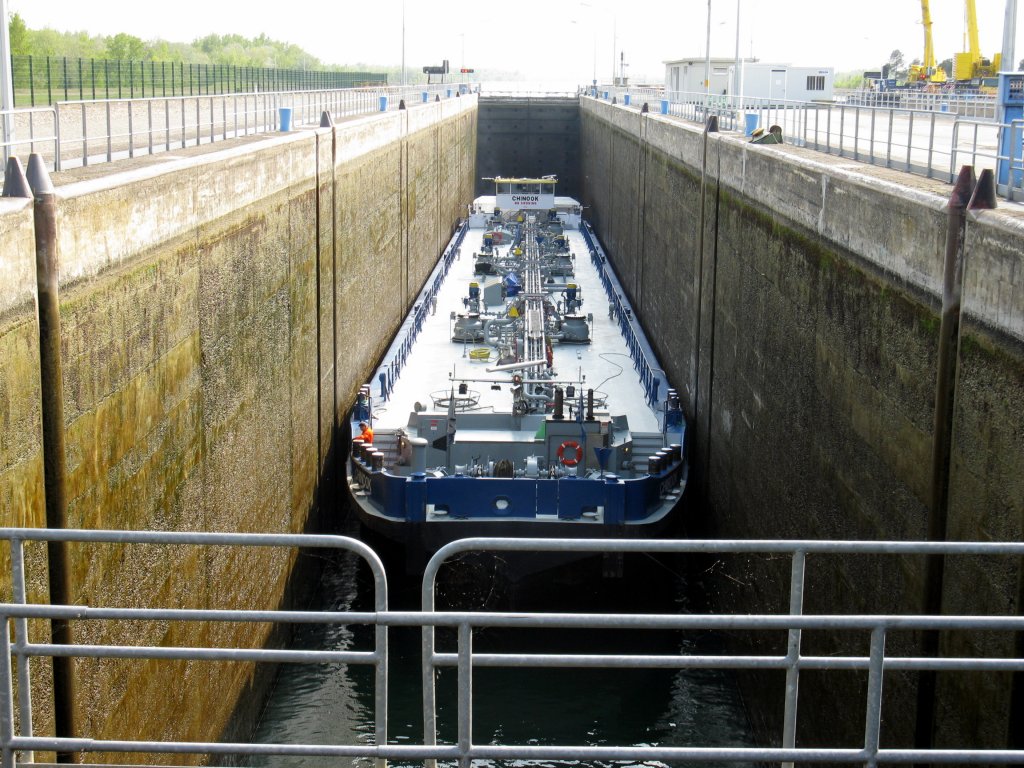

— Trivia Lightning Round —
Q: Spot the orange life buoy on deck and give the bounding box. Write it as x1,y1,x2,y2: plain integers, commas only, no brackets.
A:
557,440,583,467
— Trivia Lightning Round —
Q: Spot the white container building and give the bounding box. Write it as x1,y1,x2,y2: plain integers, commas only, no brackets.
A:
664,57,835,103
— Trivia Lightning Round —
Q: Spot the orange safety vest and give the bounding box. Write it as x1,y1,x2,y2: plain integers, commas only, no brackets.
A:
360,427,374,444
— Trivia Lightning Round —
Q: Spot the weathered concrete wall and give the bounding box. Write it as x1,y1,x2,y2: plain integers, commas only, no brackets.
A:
476,97,580,198
0,95,476,760
580,98,1024,751
0,196,55,752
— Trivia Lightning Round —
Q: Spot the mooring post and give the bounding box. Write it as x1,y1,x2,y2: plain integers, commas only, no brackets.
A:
26,153,77,762
915,164,975,764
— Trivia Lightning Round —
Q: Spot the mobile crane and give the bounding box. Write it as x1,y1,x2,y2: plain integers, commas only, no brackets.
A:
908,0,949,84
953,0,1002,83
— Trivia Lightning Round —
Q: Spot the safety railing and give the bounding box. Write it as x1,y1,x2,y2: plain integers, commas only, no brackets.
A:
2,529,1024,766
381,220,469,401
0,84,476,178
0,527,390,767
420,537,1024,767
583,221,664,406
593,87,1021,200
0,108,57,170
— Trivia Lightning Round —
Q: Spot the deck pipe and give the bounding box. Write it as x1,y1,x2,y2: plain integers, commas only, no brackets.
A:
916,164,976,760
27,153,77,762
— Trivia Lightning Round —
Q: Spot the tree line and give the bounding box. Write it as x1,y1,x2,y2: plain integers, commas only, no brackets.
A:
6,12,404,78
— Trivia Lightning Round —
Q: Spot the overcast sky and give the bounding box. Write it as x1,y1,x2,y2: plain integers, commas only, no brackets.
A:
9,0,1023,84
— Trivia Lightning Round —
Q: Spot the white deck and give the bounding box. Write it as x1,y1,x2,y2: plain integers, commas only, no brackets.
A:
367,207,666,437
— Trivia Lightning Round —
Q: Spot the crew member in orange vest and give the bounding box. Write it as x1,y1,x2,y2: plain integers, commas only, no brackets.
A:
358,421,374,444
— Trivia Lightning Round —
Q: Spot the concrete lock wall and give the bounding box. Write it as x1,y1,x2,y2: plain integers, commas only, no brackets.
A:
580,98,1024,752
475,97,581,199
0,96,476,760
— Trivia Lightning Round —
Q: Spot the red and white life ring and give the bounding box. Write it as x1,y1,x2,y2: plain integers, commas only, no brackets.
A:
557,440,583,467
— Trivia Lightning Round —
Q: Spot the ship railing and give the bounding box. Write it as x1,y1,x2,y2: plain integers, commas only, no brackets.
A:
581,222,662,407
1,530,1024,766
380,220,468,401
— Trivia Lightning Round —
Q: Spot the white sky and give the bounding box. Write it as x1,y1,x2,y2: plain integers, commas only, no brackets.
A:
9,0,1023,85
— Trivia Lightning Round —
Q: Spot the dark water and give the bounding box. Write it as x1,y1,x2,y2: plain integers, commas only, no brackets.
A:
245,542,756,768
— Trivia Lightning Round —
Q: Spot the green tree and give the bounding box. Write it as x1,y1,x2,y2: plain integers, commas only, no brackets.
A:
29,28,64,57
106,32,146,61
8,12,30,55
886,49,907,81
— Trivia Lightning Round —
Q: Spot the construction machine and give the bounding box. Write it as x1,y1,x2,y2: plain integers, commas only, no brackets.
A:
908,0,949,84
954,0,1002,82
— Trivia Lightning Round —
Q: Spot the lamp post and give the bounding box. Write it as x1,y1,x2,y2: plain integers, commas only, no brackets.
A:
733,0,742,100
0,0,15,162
704,0,712,97
401,0,406,87
1000,0,1017,81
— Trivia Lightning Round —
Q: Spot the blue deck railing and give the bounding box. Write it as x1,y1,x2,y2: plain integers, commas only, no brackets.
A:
583,223,663,406
379,221,469,400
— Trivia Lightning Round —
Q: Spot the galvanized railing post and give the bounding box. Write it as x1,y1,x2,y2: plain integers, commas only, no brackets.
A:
853,106,861,162
0,616,15,768
863,626,887,768
906,111,915,172
457,622,472,768
781,549,806,768
927,112,937,178
372,534,389,768
950,120,961,182
885,108,894,168
128,101,135,159
105,100,112,162
422,557,440,768
80,102,87,167
9,538,34,762
868,106,877,165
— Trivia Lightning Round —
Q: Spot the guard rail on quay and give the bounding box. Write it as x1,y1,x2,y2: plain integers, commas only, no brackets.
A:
0,83,477,179
0,528,1022,767
4,84,1021,203
592,86,1022,202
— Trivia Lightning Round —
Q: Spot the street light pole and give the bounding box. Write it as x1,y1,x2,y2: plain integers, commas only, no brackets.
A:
401,0,406,87
704,0,712,97
733,0,741,100
1,0,16,162
1000,0,1017,78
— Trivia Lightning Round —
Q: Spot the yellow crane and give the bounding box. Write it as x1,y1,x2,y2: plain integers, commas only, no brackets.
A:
909,0,948,84
954,0,1002,82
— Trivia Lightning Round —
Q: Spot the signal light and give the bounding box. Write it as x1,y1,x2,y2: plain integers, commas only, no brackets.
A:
460,68,474,74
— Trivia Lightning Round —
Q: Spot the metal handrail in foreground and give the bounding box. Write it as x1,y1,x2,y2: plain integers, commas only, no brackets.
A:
0,528,389,768
1,530,1023,766
421,537,1024,768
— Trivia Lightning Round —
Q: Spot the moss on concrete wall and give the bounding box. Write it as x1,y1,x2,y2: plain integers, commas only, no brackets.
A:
580,98,1024,752
0,98,476,762
0,199,56,755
